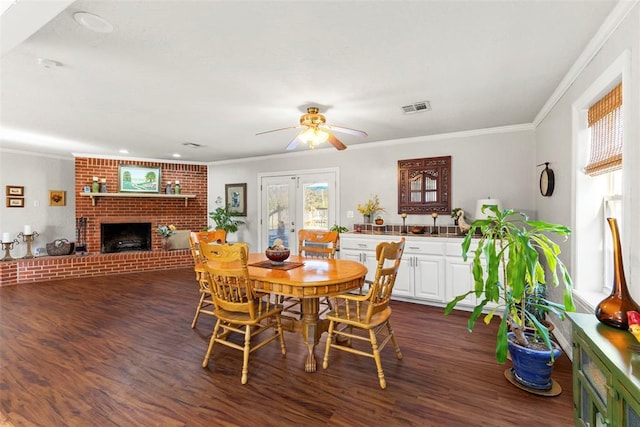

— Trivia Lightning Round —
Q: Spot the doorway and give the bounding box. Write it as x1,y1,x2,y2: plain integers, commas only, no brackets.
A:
259,168,339,253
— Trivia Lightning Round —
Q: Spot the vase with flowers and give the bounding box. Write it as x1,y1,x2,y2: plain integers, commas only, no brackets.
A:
357,194,385,223
156,224,177,250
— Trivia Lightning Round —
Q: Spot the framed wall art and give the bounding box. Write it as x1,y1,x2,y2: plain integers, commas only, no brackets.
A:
225,183,247,216
49,190,66,206
6,185,24,196
6,197,25,208
118,165,161,193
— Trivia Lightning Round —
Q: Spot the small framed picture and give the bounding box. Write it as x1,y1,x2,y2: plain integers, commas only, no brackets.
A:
118,164,162,193
6,197,24,208
225,183,247,216
6,185,24,196
49,190,66,206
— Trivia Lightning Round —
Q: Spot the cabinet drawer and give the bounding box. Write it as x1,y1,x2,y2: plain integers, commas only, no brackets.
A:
340,238,377,251
404,240,445,255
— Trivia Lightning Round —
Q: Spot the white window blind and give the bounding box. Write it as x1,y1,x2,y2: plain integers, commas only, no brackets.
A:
585,83,622,176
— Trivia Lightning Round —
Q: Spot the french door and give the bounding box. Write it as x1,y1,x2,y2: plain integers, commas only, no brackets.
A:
259,169,338,253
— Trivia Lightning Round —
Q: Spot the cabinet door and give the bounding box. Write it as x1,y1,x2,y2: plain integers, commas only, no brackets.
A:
574,334,611,427
393,258,414,298
614,380,640,427
445,257,476,307
340,249,377,283
414,255,445,302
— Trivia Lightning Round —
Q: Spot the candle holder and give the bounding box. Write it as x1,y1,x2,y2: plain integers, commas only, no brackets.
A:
17,231,39,259
1,238,19,261
431,214,439,235
401,213,407,234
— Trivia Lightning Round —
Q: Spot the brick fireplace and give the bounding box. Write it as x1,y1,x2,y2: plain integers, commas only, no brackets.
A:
0,158,208,286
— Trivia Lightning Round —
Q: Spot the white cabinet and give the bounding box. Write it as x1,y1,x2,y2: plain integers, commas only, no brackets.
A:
395,241,446,303
339,237,378,283
339,233,491,312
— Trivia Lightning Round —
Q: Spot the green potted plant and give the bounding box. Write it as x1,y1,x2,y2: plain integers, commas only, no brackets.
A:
444,205,575,392
209,205,245,235
329,224,349,251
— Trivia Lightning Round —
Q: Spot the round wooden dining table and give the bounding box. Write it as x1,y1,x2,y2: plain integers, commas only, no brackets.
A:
246,253,367,372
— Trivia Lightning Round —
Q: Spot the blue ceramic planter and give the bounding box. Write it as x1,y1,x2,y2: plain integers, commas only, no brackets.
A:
507,332,562,390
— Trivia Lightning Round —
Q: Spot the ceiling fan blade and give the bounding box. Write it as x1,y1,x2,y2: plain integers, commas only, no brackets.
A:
256,125,301,136
286,134,304,151
323,124,368,137
327,133,347,150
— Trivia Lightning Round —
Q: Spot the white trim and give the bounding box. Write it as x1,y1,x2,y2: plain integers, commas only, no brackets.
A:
533,0,639,127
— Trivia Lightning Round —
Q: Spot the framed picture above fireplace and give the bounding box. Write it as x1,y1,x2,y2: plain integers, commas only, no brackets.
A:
118,165,161,193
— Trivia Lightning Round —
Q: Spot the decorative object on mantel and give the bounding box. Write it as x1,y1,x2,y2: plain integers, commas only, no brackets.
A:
18,226,39,258
375,217,384,225
595,218,640,330
46,239,75,256
118,164,161,193
357,194,384,223
1,233,19,261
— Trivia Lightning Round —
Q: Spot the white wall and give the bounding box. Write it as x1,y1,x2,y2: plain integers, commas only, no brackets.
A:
535,5,640,338
208,126,536,251
0,150,76,257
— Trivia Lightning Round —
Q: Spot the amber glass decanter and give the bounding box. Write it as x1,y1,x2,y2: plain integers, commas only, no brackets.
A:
595,218,640,329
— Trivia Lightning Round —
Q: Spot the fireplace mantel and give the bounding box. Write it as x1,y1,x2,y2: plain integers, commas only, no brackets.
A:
79,192,196,207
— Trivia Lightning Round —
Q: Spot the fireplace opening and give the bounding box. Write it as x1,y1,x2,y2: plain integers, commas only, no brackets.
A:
101,223,152,253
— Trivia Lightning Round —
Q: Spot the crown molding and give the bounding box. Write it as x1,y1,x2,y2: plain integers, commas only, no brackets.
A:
533,0,639,127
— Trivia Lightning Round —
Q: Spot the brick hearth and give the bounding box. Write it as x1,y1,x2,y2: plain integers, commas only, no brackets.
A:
0,157,208,286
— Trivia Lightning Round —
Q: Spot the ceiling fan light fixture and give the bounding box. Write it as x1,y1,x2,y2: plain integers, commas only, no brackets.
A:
299,127,329,148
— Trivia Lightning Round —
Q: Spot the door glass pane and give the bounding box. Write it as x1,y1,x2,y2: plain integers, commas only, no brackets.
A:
626,401,640,427
302,181,328,230
266,183,290,248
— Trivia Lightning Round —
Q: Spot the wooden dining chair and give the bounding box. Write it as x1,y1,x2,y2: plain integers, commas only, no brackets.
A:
200,242,287,384
322,238,405,389
197,229,227,246
280,229,340,318
188,231,215,328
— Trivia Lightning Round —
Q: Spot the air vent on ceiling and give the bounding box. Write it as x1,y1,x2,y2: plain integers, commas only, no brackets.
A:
182,142,203,148
401,101,431,114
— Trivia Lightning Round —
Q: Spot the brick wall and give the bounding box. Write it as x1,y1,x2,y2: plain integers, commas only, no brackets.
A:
0,159,208,287
75,158,208,252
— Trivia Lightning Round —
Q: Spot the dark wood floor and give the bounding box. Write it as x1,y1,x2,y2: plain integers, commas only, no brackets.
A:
0,268,575,426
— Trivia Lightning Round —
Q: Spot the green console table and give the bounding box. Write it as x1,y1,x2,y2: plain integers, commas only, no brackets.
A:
569,312,640,426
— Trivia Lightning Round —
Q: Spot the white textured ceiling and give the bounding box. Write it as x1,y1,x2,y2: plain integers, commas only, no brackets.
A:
0,0,619,162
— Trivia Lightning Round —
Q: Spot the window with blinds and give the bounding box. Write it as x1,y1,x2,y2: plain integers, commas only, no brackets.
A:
584,83,622,176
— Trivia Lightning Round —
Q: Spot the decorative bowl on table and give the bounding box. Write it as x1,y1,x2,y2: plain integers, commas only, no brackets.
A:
265,247,290,265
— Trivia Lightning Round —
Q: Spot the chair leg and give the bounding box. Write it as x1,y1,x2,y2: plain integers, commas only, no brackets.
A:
369,329,386,389
191,292,206,328
386,320,403,360
202,319,221,368
322,320,335,369
275,314,287,355
241,325,251,384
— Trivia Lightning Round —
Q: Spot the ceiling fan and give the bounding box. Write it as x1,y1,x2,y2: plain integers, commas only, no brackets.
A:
256,107,367,151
